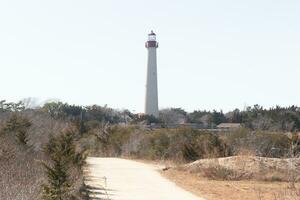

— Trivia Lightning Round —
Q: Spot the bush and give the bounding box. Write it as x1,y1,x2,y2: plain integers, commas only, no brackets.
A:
3,113,32,145
202,165,252,181
87,125,299,163
182,144,200,161
90,126,232,162
224,128,291,158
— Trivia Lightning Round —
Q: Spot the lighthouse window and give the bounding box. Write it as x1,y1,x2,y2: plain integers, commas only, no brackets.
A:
148,35,156,41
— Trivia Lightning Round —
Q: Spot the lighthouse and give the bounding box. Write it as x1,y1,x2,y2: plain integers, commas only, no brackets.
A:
145,30,159,118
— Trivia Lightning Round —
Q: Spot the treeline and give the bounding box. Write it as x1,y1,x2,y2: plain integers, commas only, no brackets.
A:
1,100,300,131
185,105,300,131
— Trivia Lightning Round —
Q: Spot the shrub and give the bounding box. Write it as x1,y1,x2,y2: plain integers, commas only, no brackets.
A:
182,144,200,161
3,113,32,145
202,165,252,181
117,127,232,162
224,128,291,157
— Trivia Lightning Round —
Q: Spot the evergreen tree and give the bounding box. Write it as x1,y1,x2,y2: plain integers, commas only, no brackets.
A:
42,131,86,200
3,113,31,145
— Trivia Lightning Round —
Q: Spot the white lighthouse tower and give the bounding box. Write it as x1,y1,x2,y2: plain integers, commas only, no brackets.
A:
145,30,159,118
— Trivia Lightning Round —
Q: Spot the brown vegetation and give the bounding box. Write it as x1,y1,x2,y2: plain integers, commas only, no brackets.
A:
185,156,300,182
0,131,44,200
1,99,300,199
0,110,86,200
162,168,300,200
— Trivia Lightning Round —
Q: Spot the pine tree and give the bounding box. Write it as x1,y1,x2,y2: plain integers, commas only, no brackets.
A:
3,113,31,145
42,157,71,200
42,130,86,200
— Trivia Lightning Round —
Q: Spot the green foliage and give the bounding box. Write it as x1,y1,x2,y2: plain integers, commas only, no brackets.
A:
240,105,300,131
0,100,25,112
93,127,231,162
140,130,170,159
225,128,291,157
3,113,32,145
132,114,160,124
187,110,211,124
4,99,300,132
42,102,82,121
85,105,122,123
187,110,227,128
159,108,186,126
193,133,231,158
187,105,300,131
42,130,86,200
42,159,71,200
42,102,125,127
209,110,227,126
182,144,200,161
44,130,86,169
95,125,136,156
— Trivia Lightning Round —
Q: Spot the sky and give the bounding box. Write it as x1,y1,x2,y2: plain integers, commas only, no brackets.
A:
0,0,300,113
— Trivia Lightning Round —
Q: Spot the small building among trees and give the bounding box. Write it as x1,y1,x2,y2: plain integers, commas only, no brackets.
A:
217,123,241,130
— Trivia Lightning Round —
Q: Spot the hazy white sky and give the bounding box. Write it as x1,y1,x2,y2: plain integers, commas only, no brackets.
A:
0,0,300,112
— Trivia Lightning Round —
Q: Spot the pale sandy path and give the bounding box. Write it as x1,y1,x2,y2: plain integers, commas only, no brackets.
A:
85,157,205,200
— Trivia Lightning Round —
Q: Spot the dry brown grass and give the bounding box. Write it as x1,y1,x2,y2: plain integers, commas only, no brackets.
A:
0,134,45,200
160,155,300,200
162,168,300,200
